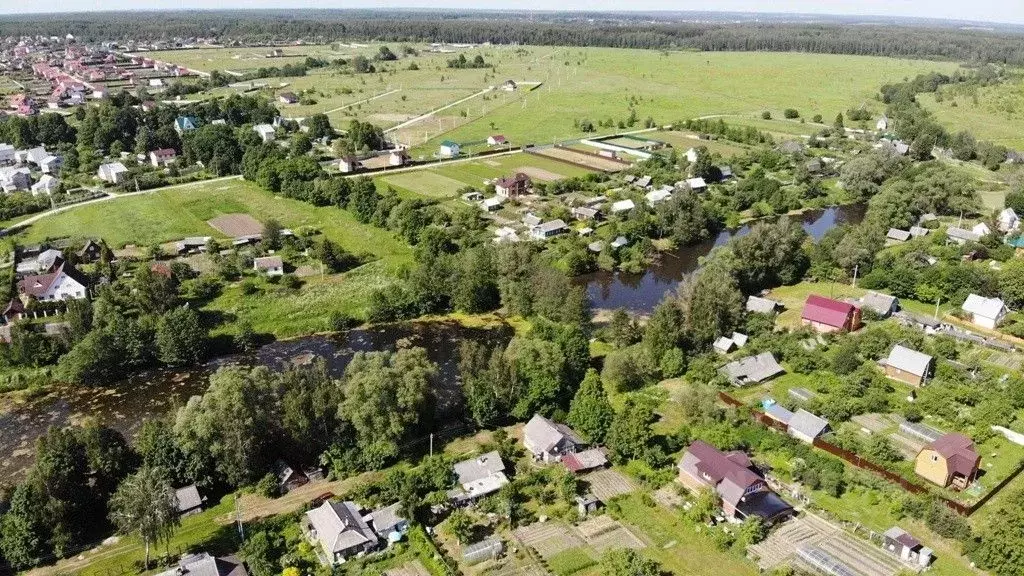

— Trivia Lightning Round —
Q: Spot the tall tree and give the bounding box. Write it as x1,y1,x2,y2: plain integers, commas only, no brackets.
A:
108,466,180,570
567,369,614,443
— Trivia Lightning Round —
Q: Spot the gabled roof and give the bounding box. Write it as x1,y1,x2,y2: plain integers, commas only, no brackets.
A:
306,500,377,554
860,291,898,315
454,450,505,485
19,261,88,298
175,484,202,512
156,553,247,576
440,140,459,148
610,199,635,213
720,352,784,384
801,294,857,328
885,344,933,377
946,227,981,242
962,294,1006,319
562,448,608,473
927,433,980,478
253,256,283,270
496,172,530,188
746,295,781,314
788,409,829,439
682,440,762,496
367,502,405,537
886,228,911,241
523,414,584,453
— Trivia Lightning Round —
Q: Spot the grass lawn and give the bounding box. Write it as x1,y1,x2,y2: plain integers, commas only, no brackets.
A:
547,548,598,576
15,179,412,265
32,495,239,576
919,80,1024,150
204,259,400,338
610,492,758,575
766,281,868,328
648,130,750,158
415,50,958,154
141,43,363,73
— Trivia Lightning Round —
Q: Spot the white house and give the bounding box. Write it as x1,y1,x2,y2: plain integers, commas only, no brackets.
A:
998,208,1020,233
0,166,31,192
685,147,698,163
31,174,59,195
149,148,177,167
97,162,128,184
39,155,61,174
685,177,707,192
522,414,584,463
0,143,14,164
18,261,88,302
253,124,276,143
339,156,360,173
961,294,1008,329
439,140,460,158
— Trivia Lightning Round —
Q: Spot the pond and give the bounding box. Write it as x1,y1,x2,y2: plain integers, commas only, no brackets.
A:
0,321,512,482
579,204,866,313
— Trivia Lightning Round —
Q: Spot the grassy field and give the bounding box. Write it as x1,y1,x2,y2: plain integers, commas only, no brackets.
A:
920,78,1024,150
140,43,363,73
410,50,960,154
14,179,412,265
375,151,593,199
649,130,751,158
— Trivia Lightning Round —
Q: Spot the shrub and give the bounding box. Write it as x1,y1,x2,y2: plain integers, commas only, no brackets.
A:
761,111,772,120
783,108,800,119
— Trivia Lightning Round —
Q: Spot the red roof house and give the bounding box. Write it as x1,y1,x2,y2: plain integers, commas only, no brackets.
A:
677,441,793,523
801,294,861,333
495,172,531,198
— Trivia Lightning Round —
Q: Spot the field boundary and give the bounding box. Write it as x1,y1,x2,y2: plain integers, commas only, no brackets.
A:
718,391,1020,517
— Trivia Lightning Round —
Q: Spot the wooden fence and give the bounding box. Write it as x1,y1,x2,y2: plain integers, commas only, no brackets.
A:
716,391,1016,517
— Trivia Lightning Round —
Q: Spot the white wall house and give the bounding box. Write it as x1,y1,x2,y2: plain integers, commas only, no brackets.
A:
962,294,1008,329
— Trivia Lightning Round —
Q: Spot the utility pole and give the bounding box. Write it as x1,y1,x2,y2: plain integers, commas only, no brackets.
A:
429,433,434,457
934,297,941,320
851,264,858,288
234,496,244,542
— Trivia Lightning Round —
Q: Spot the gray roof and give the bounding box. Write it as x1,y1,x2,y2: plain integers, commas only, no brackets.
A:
764,403,794,424
175,484,202,512
367,502,405,536
886,228,910,241
946,227,981,242
454,450,506,485
306,500,377,554
534,219,567,234
157,553,247,576
523,414,584,454
962,294,1006,319
860,291,898,315
463,538,503,562
746,295,781,314
885,344,933,377
788,409,830,439
720,352,784,384
909,226,931,237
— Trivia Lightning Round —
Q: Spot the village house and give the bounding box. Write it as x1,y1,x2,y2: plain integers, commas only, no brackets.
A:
78,239,103,262
306,500,380,563
801,294,861,333
859,291,899,318
914,433,980,490
946,226,981,245
480,197,505,212
174,116,199,134
571,206,600,221
685,177,707,192
495,173,530,198
0,166,31,192
522,414,584,463
175,484,204,517
879,343,933,387
97,161,128,184
998,208,1019,233
155,553,248,576
0,143,15,165
439,140,460,158
562,448,609,474
387,150,408,167
338,156,361,173
610,199,635,214
677,440,793,524
885,228,911,245
713,332,748,354
973,222,992,237
746,295,782,315
1,299,25,325
18,261,89,303
176,236,211,255
449,451,509,504
720,352,784,386
149,148,176,167
530,219,568,240
275,460,308,494
39,155,61,174
909,225,931,238
254,123,276,143
645,187,672,206
961,293,1007,329
253,255,284,276
487,134,507,146
786,409,831,443
367,502,409,545
278,92,298,104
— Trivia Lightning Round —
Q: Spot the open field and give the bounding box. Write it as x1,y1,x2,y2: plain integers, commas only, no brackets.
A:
140,43,369,73
920,78,1024,150
410,50,960,155
13,179,412,266
533,148,629,172
375,151,593,199
648,130,751,158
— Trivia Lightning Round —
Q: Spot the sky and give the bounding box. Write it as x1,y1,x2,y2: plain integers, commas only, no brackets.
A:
1,0,1022,26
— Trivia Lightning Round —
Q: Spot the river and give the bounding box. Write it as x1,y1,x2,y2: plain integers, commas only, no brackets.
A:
0,321,511,483
580,204,866,313
0,204,863,481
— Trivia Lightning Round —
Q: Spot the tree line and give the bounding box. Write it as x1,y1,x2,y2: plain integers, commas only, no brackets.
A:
7,11,1024,64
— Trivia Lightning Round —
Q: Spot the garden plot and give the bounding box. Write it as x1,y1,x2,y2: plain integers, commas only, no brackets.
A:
384,561,431,576
516,166,566,182
514,521,584,559
888,432,927,460
207,213,264,237
532,148,630,172
851,413,895,435
576,515,646,552
749,514,904,576
582,469,638,502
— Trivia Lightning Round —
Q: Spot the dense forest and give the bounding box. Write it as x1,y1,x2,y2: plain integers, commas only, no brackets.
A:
5,10,1024,64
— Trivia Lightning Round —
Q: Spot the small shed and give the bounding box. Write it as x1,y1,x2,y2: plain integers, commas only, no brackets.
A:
175,484,204,516
787,409,830,443
575,494,601,517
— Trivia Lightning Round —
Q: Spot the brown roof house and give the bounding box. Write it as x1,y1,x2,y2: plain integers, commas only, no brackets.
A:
495,173,530,198
801,295,861,333
522,414,584,463
882,344,934,387
677,441,793,524
914,433,980,490
18,261,89,303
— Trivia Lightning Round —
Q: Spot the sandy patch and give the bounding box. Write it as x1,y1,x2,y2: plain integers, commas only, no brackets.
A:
207,213,263,237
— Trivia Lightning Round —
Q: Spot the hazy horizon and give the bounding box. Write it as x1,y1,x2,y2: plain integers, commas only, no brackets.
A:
1,1,1022,27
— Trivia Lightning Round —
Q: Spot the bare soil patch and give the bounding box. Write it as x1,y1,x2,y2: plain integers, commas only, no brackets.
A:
533,148,629,172
207,213,263,238
517,166,565,182
583,469,638,502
